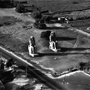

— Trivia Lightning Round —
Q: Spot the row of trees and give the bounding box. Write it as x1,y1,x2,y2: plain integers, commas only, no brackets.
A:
15,3,49,19
0,0,27,8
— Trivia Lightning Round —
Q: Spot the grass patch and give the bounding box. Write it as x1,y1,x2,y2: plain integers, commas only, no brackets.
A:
0,16,22,26
0,32,27,52
70,19,90,27
28,0,90,12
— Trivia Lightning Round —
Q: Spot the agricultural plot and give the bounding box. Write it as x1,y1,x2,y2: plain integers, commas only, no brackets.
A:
28,0,90,12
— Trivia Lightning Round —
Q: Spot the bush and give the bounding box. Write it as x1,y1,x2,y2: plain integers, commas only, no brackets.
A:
16,3,25,13
4,22,11,25
41,31,51,40
72,1,78,4
31,10,42,19
34,20,46,29
34,22,46,29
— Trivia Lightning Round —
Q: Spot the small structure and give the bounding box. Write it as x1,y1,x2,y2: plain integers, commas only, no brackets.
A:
42,15,69,24
57,17,68,24
49,32,58,52
28,36,36,57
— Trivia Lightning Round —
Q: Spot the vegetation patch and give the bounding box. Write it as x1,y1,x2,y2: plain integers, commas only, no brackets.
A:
0,32,27,52
0,16,22,27
28,0,90,12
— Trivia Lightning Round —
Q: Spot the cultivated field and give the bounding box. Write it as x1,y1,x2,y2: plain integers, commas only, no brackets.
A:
28,0,90,12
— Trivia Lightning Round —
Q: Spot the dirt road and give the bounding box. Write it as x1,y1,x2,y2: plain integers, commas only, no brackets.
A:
69,27,90,37
0,8,35,22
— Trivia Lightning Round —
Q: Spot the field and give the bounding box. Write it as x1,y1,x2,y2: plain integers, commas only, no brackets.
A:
1,0,90,90
56,71,90,90
0,8,90,74
28,0,90,12
0,0,90,73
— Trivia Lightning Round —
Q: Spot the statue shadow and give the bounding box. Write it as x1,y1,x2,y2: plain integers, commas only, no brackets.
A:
36,47,90,57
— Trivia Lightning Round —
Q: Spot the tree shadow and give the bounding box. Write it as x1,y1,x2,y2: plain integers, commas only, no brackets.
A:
0,2,13,8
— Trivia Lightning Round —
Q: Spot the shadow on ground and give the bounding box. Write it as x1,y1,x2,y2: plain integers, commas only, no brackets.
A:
56,37,76,41
35,47,90,57
42,26,69,30
41,31,76,41
60,47,90,52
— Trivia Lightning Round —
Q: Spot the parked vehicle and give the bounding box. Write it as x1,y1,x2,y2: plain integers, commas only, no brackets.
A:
42,16,69,24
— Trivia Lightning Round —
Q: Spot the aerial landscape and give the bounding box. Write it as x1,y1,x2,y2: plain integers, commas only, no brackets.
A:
1,0,90,90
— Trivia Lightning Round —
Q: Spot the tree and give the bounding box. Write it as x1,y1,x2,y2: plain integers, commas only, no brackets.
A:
31,10,42,19
34,20,46,29
16,3,25,13
41,31,51,40
79,62,85,70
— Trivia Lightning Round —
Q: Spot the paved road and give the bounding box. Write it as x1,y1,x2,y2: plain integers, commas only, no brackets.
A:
0,46,68,90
